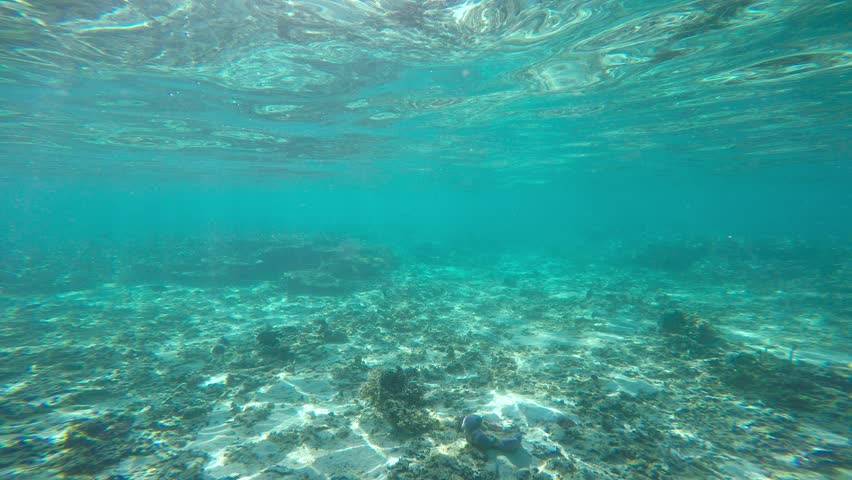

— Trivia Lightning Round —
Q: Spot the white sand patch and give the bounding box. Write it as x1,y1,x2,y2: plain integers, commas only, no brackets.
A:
287,375,338,399
202,373,228,387
189,371,389,479
797,423,850,447
254,382,305,403
484,391,572,426
717,459,770,479
603,374,662,398
509,329,581,348
313,444,387,477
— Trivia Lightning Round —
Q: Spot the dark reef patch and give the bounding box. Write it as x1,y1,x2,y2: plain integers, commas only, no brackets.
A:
360,367,437,434
55,412,143,475
659,310,723,356
709,352,851,412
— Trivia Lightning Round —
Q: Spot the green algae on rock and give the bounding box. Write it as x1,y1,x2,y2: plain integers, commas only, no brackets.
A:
709,351,851,412
54,412,142,475
360,366,438,434
659,310,723,355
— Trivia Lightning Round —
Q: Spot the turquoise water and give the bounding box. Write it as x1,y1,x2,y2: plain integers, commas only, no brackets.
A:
1,1,850,479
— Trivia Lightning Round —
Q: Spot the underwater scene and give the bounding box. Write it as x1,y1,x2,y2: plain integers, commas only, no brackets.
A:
1,1,850,479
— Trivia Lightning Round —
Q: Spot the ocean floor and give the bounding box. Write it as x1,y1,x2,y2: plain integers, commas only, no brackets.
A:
1,235,849,479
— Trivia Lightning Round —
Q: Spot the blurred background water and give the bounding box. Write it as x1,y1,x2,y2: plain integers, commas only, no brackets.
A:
1,0,849,248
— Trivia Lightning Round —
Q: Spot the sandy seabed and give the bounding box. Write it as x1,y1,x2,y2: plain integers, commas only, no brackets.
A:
1,236,849,479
